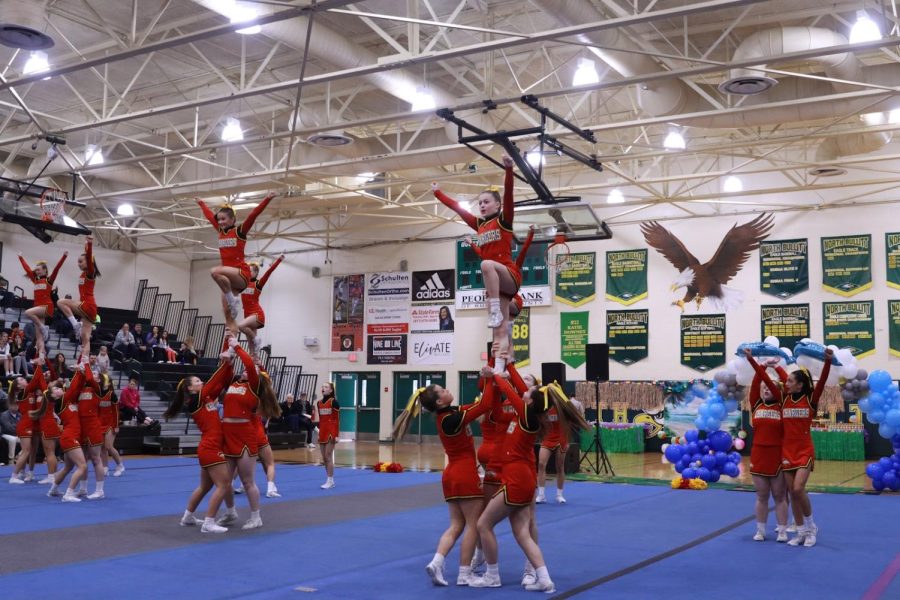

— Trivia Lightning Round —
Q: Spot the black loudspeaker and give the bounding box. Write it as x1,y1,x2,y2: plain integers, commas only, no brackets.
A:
542,362,566,387
586,343,610,382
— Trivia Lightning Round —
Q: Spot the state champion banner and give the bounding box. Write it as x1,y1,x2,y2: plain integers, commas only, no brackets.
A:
606,309,649,365
555,252,597,307
759,238,809,299
821,235,872,296
605,249,648,305
680,314,726,372
455,240,551,310
365,271,410,335
512,308,531,367
886,232,900,290
760,304,810,351
560,311,589,368
889,300,900,357
823,300,875,358
331,274,365,352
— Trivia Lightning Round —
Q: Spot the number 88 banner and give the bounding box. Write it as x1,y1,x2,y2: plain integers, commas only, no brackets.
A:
511,308,531,367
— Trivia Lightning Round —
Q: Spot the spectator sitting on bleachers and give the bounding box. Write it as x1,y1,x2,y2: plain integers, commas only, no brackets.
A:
113,323,137,360
0,331,11,378
280,394,301,432
96,345,110,375
8,322,27,377
0,397,20,466
153,329,177,363
0,278,14,312
132,323,150,361
178,336,199,365
298,392,316,448
119,377,155,426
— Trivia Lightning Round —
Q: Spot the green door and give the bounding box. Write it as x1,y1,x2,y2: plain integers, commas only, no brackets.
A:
458,371,483,437
333,372,358,436
393,371,446,440
357,372,381,437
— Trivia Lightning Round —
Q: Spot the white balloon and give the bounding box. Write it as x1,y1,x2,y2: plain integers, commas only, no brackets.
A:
727,359,740,374
780,347,793,358
764,336,779,347
826,367,841,386
841,365,859,380
827,345,839,353
801,338,813,344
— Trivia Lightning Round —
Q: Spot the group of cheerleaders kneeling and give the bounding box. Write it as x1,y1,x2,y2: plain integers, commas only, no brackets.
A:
745,346,831,548
395,361,589,593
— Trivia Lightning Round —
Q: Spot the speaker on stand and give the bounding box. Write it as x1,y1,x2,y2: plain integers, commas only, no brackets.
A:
581,343,615,476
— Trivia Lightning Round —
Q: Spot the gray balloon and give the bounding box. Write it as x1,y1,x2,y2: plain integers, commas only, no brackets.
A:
841,389,855,402
844,382,854,391
859,380,869,391
857,369,868,380
717,383,728,395
852,380,861,390
714,371,727,383
725,373,737,386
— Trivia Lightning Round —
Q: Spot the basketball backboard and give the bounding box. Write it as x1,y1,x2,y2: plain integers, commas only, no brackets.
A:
0,175,90,241
512,202,611,243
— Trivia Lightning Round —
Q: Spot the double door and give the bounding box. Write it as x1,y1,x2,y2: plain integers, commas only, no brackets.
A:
332,371,381,440
392,371,446,442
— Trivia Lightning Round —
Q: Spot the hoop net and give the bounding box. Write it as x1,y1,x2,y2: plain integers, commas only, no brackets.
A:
40,188,67,224
545,232,571,273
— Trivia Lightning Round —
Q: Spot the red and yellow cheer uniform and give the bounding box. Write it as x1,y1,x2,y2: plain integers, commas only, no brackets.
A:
493,375,541,507
16,370,47,438
435,390,493,502
191,361,234,468
78,368,105,447
747,357,787,477
58,371,85,453
197,196,272,288
782,361,830,471
19,254,66,318
222,346,261,457
241,255,282,327
315,396,340,444
539,406,568,451
78,238,98,321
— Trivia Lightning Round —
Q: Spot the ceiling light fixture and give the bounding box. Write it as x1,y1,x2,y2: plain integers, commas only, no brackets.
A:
607,189,625,204
116,203,135,217
85,144,104,165
411,86,436,111
849,11,880,44
227,1,260,35
525,150,546,168
663,130,686,150
23,50,49,79
572,58,600,86
722,175,743,193
221,117,244,142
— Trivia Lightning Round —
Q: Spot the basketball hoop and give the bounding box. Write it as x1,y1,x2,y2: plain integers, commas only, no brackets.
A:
545,231,571,273
40,188,67,224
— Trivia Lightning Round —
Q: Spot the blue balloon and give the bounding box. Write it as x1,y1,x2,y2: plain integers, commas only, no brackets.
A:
725,400,738,413
705,416,721,431
879,457,893,470
723,462,739,477
680,455,692,468
869,370,893,394
873,478,886,492
883,471,899,490
674,462,686,474
886,410,900,428
879,423,897,439
889,382,899,394
715,451,728,467
685,429,700,443
697,467,711,481
708,469,721,483
870,410,886,424
665,445,685,463
866,463,886,480
858,398,870,413
683,467,697,479
710,403,726,420
694,417,706,430
701,454,717,470
690,453,702,465
699,405,711,418
869,392,886,409
708,430,734,453
729,451,742,463
686,442,699,456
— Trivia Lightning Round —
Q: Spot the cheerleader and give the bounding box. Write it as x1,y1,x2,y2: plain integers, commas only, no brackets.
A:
76,364,107,499
97,372,125,477
8,367,46,483
535,404,569,504
238,255,283,355
18,251,67,355
163,336,238,533
234,364,281,498
196,194,274,319
782,347,832,548
744,349,789,542
57,236,98,358
394,372,495,587
46,365,88,502
433,156,518,370
314,382,340,489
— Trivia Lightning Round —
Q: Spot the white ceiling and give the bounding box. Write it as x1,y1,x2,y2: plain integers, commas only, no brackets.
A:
1,0,899,259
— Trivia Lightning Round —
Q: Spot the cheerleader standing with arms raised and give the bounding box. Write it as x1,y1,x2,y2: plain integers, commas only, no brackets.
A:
47,365,89,502
432,156,519,370
782,348,831,547
57,236,98,358
744,349,790,542
18,251,67,356
196,194,274,318
314,382,340,489
238,255,283,355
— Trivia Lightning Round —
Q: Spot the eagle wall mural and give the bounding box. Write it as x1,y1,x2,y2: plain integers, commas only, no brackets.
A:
641,213,774,312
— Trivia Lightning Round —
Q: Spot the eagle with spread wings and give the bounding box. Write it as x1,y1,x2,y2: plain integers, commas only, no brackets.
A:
640,213,774,312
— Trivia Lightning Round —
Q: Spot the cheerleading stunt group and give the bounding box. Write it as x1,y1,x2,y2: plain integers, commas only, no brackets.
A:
6,155,834,589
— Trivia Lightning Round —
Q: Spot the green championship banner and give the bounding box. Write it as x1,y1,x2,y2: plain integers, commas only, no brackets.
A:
680,314,726,372
606,309,649,365
760,304,810,351
889,300,900,358
821,235,872,296
823,300,875,358
512,308,531,367
561,311,589,368
886,233,900,290
555,252,596,307
759,238,809,299
605,249,648,305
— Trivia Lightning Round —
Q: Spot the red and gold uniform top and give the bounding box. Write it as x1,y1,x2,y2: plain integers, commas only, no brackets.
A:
59,371,84,437
782,361,830,442
493,376,541,466
192,362,234,442
747,356,788,446
223,346,260,419
20,254,66,307
197,196,272,269
316,397,339,430
78,238,96,303
241,255,282,316
436,387,494,462
77,368,102,428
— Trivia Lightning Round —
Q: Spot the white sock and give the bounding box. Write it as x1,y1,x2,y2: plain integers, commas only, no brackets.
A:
204,517,216,527
756,522,766,533
68,316,79,328
805,515,815,528
524,559,534,573
267,481,276,493
327,477,334,483
431,553,445,567
49,482,59,494
226,505,237,516
183,509,194,520
79,480,87,492
535,565,550,582
494,357,506,372
486,563,499,576
488,298,500,312
556,486,564,495
95,481,104,493
250,510,260,520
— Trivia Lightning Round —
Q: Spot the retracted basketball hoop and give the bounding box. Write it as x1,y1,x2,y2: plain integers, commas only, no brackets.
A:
40,188,67,224
545,231,572,273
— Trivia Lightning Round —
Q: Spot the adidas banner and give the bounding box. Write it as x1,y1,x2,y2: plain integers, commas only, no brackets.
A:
411,269,455,303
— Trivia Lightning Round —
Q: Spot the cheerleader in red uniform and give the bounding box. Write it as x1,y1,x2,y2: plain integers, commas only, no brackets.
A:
46,365,88,502
782,347,832,548
57,236,99,358
97,372,125,477
196,194,274,318
31,359,61,484
163,335,238,533
76,364,107,499
8,367,46,484
233,363,281,498
433,156,518,370
744,349,790,542
18,251,67,356
394,372,495,587
314,382,340,489
535,405,568,504
238,255,283,355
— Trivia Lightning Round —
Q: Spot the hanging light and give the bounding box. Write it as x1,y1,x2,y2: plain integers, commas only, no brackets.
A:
221,117,244,142
722,175,743,193
85,144,104,165
411,86,436,111
228,1,261,35
116,203,135,217
525,150,545,168
23,50,50,79
889,109,900,124
572,58,600,86
663,130,686,150
849,11,880,44
356,172,377,183
607,189,625,204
